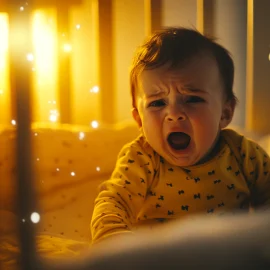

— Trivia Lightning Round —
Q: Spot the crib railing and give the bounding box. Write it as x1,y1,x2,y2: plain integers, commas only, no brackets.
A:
8,1,37,269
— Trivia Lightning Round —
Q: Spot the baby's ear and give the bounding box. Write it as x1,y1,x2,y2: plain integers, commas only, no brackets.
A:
132,108,142,128
220,99,236,129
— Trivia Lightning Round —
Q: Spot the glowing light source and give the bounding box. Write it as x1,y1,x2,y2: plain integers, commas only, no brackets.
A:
79,132,85,140
71,172,76,176
11,120,16,125
56,168,60,172
0,89,3,95
32,10,58,123
26,53,34,62
49,109,59,122
20,6,24,11
22,219,26,223
63,43,72,52
91,120,99,129
76,24,81,29
30,212,40,223
96,166,100,172
90,85,99,93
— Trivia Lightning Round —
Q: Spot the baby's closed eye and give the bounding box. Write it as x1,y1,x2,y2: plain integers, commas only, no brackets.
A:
148,99,166,107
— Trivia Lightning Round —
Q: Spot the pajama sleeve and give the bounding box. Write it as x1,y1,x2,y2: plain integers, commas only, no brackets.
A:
241,138,270,210
91,138,156,244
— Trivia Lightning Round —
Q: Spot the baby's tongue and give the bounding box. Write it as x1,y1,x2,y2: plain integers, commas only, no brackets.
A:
168,132,191,150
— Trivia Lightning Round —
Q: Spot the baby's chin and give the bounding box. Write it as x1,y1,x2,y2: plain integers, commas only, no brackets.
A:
163,153,201,167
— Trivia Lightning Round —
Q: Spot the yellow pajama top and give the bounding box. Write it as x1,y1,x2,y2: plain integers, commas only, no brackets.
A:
91,129,270,244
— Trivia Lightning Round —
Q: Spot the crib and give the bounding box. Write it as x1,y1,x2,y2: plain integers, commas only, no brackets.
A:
1,121,270,269
0,121,141,268
1,0,270,269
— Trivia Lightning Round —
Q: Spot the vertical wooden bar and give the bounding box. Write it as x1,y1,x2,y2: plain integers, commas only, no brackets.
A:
97,0,115,124
8,1,37,269
0,13,11,125
144,0,162,36
196,0,204,33
246,0,270,134
201,0,215,36
57,6,71,124
246,0,254,132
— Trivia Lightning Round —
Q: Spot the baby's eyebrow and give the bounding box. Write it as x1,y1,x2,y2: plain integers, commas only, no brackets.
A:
145,90,167,99
181,86,208,95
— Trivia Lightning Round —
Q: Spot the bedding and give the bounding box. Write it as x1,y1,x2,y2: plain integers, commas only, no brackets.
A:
0,122,269,269
0,121,139,269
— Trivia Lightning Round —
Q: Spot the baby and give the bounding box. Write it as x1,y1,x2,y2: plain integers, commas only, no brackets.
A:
91,27,270,244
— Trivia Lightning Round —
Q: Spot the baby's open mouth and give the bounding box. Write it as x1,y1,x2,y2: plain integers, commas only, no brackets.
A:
167,132,191,150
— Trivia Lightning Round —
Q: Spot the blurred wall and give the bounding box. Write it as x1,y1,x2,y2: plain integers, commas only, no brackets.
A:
1,0,269,134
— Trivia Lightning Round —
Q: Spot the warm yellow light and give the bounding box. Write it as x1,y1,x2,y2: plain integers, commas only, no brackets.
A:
26,53,34,61
11,120,16,125
76,24,81,30
49,109,59,122
90,85,99,93
32,10,58,123
0,89,3,95
79,132,85,140
20,7,24,12
0,15,8,70
91,120,99,128
96,166,100,172
63,43,72,52
30,212,40,223
71,172,76,176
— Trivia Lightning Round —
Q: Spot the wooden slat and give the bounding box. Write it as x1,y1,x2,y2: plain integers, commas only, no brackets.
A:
144,0,162,36
97,0,115,124
246,0,270,134
8,1,37,269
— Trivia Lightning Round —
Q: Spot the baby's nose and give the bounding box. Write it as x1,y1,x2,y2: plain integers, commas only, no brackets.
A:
166,105,186,122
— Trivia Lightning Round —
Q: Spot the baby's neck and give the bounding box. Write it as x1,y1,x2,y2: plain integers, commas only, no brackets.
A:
195,133,224,165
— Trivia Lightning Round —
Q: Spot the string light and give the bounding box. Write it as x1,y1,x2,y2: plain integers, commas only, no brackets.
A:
11,120,16,125
90,86,99,93
26,53,34,62
71,172,76,176
56,168,60,172
96,167,100,172
36,158,40,161
22,219,26,223
49,109,59,122
76,24,81,30
91,120,99,129
30,212,40,224
34,132,38,136
79,132,85,140
63,43,72,52
20,6,24,11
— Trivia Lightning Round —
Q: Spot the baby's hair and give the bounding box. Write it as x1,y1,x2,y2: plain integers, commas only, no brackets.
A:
130,27,238,108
